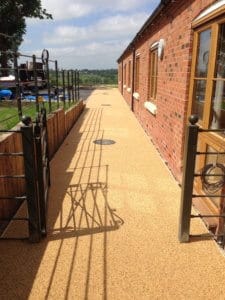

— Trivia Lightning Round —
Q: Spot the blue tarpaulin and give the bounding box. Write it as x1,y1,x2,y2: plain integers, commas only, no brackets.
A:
0,89,12,99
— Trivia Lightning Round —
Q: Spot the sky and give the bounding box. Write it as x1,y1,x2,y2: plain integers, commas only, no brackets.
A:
20,0,160,70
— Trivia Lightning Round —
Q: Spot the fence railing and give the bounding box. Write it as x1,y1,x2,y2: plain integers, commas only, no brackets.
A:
179,115,225,247
0,49,80,129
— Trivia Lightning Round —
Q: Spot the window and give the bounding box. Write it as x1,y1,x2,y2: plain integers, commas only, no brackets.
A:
124,64,126,85
189,19,225,131
128,60,131,87
134,56,140,92
149,47,158,101
118,65,121,82
189,7,225,215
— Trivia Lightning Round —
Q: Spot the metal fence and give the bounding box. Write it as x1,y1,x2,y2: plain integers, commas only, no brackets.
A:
0,108,50,242
179,115,225,247
0,49,80,129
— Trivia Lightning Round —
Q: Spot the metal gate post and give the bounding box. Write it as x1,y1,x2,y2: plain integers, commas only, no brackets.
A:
33,54,39,113
34,119,46,237
62,70,66,109
55,60,59,108
74,70,77,101
178,115,199,242
71,70,75,103
13,52,22,119
67,70,71,105
34,109,50,237
21,122,42,242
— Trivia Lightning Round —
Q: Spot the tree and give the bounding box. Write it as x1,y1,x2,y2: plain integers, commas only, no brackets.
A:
0,0,52,75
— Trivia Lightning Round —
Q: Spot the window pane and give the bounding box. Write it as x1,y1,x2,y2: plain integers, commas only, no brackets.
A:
192,79,206,120
215,23,225,78
149,49,158,100
154,51,158,75
195,29,211,77
135,57,140,92
128,61,131,86
210,80,225,130
150,77,155,98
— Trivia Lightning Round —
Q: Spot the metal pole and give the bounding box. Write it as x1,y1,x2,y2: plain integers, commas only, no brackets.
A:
62,70,66,109
77,70,80,101
71,70,75,103
178,115,199,243
55,60,59,108
33,55,39,113
46,60,51,112
67,70,71,105
13,52,22,119
21,121,42,243
74,70,77,101
34,109,50,237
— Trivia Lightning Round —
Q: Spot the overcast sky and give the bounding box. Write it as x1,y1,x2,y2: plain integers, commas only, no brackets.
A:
20,0,160,70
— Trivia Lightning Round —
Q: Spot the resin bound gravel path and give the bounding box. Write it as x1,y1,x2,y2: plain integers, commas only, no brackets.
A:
1,88,225,299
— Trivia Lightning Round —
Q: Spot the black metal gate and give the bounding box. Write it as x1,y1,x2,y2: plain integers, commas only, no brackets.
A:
0,108,50,242
179,115,225,247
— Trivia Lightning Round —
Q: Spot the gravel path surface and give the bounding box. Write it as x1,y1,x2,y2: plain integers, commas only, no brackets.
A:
1,88,225,299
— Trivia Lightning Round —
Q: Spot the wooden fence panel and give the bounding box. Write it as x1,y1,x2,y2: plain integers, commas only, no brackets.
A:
0,132,25,223
0,101,85,229
56,109,66,145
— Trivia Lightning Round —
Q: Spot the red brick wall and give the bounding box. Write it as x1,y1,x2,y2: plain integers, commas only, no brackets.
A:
118,0,216,182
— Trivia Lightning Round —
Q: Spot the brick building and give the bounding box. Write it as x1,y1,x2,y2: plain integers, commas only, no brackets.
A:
118,0,225,184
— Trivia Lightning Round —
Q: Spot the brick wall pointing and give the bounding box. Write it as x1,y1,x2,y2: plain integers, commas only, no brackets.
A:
118,0,216,182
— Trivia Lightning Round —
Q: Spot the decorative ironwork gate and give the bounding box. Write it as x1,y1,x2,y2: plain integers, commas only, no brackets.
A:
0,108,50,242
179,115,225,247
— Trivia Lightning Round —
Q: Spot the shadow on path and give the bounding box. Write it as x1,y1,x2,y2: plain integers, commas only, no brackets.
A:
0,102,123,299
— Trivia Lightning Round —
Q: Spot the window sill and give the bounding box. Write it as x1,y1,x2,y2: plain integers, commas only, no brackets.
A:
127,87,131,93
144,101,157,115
133,92,140,100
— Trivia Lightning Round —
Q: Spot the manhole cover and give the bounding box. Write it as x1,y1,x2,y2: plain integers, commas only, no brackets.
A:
101,104,111,106
93,139,116,145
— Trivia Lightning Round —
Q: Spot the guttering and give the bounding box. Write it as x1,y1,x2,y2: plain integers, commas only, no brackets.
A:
117,0,171,63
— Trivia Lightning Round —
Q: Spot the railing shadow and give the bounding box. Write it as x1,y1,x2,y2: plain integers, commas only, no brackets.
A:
0,102,123,299
49,181,123,241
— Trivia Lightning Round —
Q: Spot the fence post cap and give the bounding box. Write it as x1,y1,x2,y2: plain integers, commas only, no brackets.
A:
21,115,32,126
189,115,198,125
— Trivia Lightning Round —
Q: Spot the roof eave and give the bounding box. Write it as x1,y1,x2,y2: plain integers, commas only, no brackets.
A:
117,0,171,63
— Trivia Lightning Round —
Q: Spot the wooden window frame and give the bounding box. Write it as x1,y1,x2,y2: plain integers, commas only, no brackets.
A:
124,64,127,85
128,60,131,87
192,2,225,28
149,47,158,102
188,13,225,220
188,16,225,131
134,55,140,93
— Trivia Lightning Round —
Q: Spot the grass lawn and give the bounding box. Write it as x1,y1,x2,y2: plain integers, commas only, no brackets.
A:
0,100,77,131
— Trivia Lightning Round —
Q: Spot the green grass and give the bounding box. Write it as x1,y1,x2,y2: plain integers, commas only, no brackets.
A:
0,100,78,131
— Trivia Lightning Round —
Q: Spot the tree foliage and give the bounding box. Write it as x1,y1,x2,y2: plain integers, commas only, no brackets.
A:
0,0,52,51
0,0,52,74
79,69,118,86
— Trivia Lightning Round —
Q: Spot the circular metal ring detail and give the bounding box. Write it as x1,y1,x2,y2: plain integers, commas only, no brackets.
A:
41,49,49,65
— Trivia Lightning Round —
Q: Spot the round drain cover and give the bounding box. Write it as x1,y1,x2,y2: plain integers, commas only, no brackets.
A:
93,139,116,145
